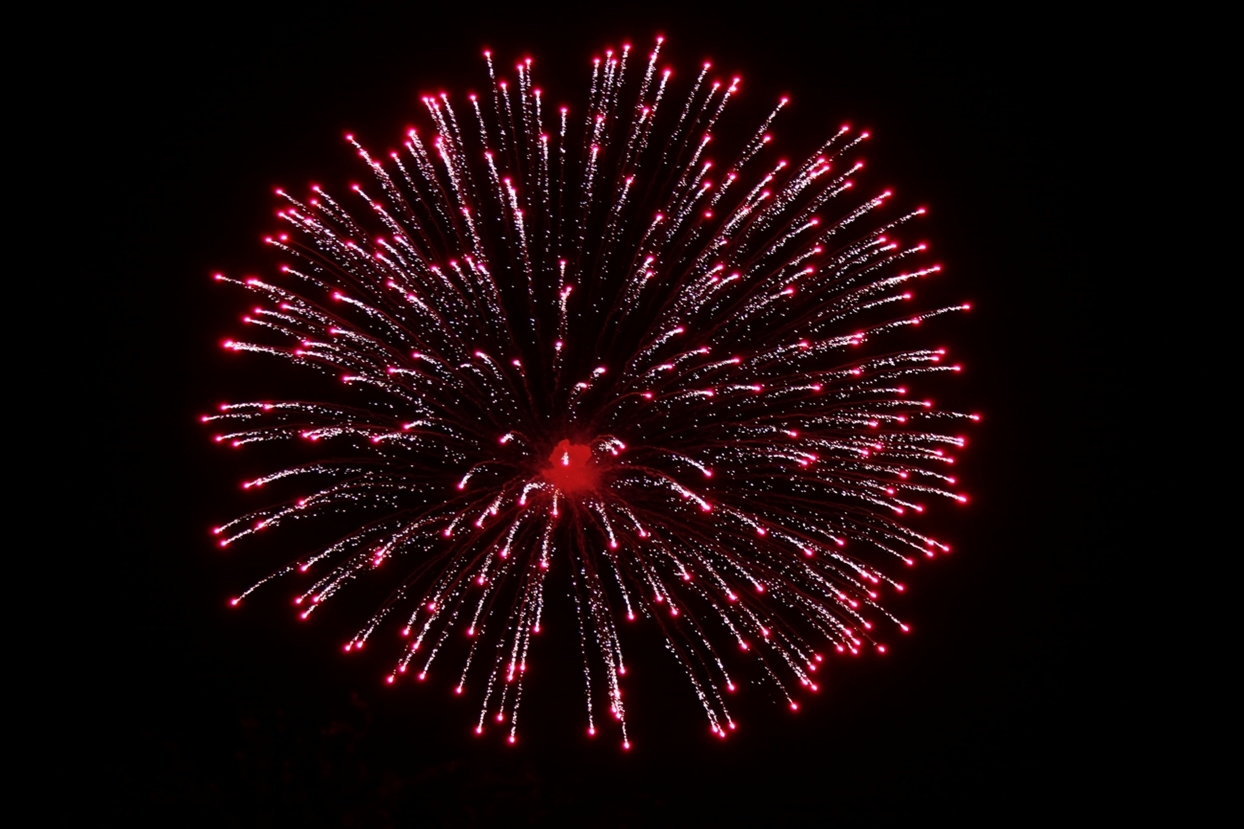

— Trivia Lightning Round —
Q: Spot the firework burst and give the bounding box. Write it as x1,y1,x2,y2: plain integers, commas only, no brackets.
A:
205,39,975,748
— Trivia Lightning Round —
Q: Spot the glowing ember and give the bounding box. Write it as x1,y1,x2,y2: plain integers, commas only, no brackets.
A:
543,440,600,493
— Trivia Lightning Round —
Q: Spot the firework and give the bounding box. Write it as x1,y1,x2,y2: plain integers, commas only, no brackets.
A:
205,39,975,748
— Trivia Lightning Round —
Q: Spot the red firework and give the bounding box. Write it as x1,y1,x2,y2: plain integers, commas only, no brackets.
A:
205,39,975,748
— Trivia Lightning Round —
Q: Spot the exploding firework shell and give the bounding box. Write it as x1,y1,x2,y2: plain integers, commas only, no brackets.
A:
206,40,974,747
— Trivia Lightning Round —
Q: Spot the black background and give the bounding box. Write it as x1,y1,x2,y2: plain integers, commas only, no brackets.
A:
98,2,1116,823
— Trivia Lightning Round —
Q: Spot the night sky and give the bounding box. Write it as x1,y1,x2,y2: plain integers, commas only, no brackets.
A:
101,3,1113,823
